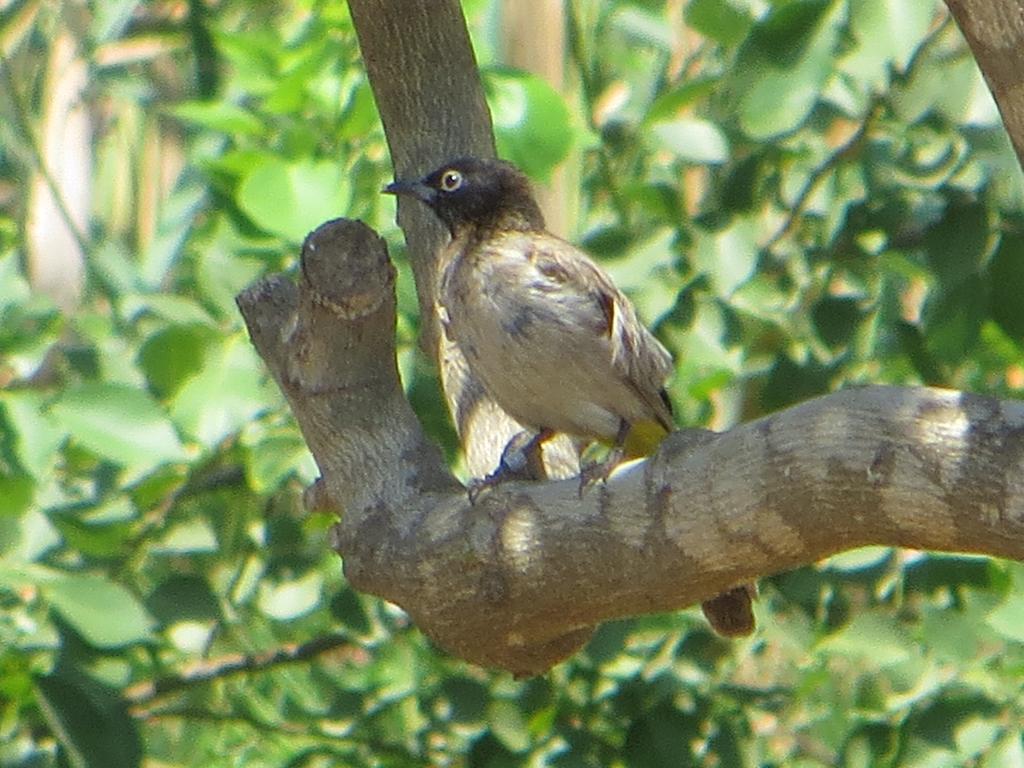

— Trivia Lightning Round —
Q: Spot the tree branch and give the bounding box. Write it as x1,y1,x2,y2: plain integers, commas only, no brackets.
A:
124,633,355,710
945,0,1024,172
238,220,1024,677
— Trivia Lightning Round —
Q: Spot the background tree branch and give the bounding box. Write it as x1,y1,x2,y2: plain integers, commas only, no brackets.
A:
946,0,1024,171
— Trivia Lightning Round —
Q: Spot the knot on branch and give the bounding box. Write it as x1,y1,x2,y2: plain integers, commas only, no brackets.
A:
301,219,396,320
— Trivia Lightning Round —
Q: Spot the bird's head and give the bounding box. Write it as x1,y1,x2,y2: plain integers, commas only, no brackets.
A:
383,157,544,235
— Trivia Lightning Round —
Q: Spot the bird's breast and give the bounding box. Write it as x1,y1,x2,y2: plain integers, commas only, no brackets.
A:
440,247,630,439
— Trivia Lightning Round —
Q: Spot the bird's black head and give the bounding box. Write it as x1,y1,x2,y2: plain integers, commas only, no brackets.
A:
384,157,544,235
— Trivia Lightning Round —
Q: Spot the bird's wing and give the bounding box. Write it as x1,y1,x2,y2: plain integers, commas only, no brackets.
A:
521,233,675,431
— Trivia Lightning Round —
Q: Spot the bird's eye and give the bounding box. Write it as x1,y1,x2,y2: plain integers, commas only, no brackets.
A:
439,169,464,192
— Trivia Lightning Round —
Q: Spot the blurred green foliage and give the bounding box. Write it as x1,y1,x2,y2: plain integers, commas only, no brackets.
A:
1,0,1023,766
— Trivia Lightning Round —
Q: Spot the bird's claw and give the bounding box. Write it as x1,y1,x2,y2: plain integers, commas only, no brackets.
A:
467,464,523,503
467,430,546,504
577,447,625,498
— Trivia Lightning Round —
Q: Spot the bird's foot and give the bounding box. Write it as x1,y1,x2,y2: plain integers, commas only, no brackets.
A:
467,429,550,503
577,446,625,498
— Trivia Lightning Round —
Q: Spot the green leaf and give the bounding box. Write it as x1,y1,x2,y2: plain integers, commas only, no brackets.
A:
735,0,843,139
988,233,1024,342
138,180,207,290
625,702,700,767
90,241,142,296
485,68,573,182
90,0,137,41
50,383,186,471
986,591,1024,643
257,570,323,621
329,589,372,636
0,391,67,480
120,293,216,327
922,276,989,364
36,670,141,768
0,508,60,564
195,220,267,319
488,699,531,753
812,296,864,351
0,252,32,314
55,499,136,559
849,0,935,74
818,614,911,667
982,732,1024,767
170,101,265,136
692,218,759,297
439,676,489,725
924,203,992,289
685,0,753,46
603,228,679,322
237,157,352,243
244,432,316,493
147,574,222,625
608,6,674,50
646,77,720,123
152,519,218,555
137,324,217,400
47,574,155,648
338,81,380,140
0,473,34,525
169,335,277,449
650,118,729,164
824,547,892,572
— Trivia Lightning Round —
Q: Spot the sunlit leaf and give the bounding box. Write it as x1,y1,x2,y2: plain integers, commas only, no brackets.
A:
686,0,753,46
169,335,278,449
51,383,186,471
735,0,843,138
485,68,573,182
237,156,352,242
0,391,67,480
47,575,155,648
257,570,324,621
818,613,912,667
170,101,265,136
650,118,729,164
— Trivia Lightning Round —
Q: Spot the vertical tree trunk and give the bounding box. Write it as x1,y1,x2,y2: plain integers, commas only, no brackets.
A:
500,0,574,238
946,0,1024,171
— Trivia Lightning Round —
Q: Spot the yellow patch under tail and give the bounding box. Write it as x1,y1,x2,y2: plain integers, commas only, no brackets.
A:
622,418,671,460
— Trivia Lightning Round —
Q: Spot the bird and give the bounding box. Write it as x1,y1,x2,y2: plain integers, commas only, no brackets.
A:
385,157,756,637
384,156,675,490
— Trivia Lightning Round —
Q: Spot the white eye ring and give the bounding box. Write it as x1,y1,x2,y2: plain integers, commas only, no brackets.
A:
439,169,463,192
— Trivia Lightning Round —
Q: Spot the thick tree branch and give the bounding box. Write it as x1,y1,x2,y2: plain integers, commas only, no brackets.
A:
237,220,458,517
238,221,1024,677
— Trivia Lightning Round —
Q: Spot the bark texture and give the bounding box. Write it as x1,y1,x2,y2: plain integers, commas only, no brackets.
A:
238,219,1024,676
946,0,1024,170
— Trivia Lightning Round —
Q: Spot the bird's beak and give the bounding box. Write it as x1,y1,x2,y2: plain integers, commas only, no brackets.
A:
382,179,436,205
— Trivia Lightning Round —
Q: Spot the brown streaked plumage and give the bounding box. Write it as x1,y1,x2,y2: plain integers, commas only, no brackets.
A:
385,157,674,478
